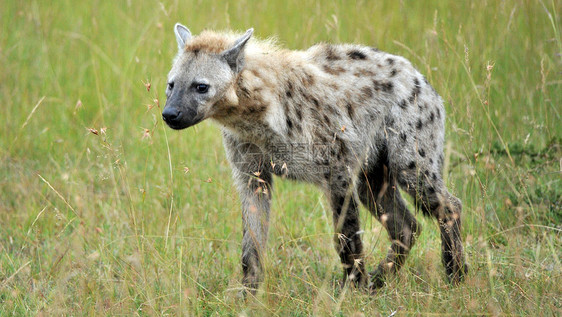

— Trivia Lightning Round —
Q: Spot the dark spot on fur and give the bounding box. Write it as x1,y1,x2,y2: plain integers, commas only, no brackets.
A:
436,108,441,119
325,45,340,60
317,132,328,143
373,80,393,93
328,82,339,91
370,47,380,52
339,179,350,192
386,58,395,65
346,103,354,119
286,117,293,130
240,86,251,99
427,186,435,194
286,90,292,98
312,98,320,108
408,161,416,169
337,139,349,160
354,69,376,77
348,50,367,60
323,65,345,75
416,119,423,130
399,99,408,109
382,82,393,93
362,86,373,98
400,132,407,142
432,172,437,181
429,111,435,122
223,106,237,116
323,114,331,125
246,102,266,115
296,107,303,121
408,77,422,103
419,148,426,157
429,158,434,164
327,104,338,115
390,69,397,77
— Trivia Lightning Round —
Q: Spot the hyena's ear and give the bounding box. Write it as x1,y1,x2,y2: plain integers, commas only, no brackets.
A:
221,28,253,73
174,23,192,53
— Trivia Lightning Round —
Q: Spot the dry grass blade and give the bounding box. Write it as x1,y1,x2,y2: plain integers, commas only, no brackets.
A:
37,173,81,218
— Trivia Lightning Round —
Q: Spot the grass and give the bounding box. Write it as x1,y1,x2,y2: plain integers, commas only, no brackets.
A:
1,0,560,315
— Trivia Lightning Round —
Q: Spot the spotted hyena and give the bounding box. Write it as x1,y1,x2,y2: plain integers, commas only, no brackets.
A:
163,23,467,294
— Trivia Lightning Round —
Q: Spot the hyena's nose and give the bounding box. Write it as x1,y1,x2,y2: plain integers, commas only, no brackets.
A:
162,107,182,123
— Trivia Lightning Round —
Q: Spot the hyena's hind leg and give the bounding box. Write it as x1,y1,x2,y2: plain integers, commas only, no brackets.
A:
357,149,422,289
397,161,468,284
327,169,367,287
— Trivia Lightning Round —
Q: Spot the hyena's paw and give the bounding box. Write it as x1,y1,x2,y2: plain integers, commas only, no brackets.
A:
368,267,387,291
241,277,260,298
444,255,468,285
238,286,258,300
338,267,368,289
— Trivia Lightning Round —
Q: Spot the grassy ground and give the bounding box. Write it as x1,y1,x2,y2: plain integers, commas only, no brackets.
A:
1,0,560,315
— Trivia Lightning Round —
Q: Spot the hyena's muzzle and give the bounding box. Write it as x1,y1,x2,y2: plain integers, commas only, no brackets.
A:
162,95,202,130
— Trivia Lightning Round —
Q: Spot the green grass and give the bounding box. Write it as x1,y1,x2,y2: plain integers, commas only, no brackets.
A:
1,0,560,315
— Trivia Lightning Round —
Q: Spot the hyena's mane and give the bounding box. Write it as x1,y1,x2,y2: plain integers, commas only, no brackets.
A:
182,30,280,56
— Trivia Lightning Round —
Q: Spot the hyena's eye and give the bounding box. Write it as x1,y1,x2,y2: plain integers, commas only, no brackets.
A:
194,83,209,94
167,82,174,91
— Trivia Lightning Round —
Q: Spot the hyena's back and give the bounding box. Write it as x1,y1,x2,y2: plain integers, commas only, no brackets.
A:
257,43,445,183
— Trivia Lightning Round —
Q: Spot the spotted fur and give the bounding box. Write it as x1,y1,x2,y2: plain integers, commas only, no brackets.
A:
163,24,467,295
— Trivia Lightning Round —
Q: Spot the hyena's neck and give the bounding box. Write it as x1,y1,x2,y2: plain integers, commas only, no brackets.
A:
214,51,297,144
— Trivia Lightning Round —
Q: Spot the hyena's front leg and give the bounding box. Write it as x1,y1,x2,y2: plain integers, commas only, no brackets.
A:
328,173,366,287
224,135,272,295
236,168,272,294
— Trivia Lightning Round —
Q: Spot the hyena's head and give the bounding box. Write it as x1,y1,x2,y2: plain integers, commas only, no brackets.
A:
162,23,253,130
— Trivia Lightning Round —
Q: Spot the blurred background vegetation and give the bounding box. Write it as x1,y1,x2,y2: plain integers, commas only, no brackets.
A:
0,0,560,315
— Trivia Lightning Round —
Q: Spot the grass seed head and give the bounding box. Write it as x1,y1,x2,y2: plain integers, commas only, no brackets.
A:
87,128,99,135
142,79,151,92
141,128,151,139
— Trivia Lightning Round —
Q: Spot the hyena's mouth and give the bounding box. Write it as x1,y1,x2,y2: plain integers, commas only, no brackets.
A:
165,121,188,130
163,115,203,130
